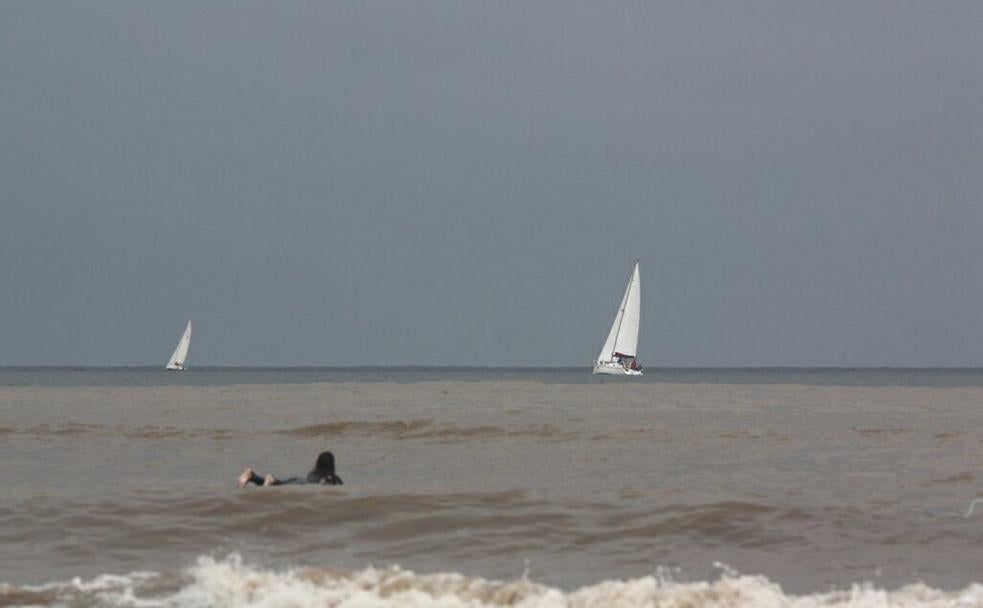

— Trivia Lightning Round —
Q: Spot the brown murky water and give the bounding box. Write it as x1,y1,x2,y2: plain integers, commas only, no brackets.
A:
1,371,982,606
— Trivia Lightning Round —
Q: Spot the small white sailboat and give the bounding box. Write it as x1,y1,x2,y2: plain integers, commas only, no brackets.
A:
593,262,643,376
165,320,192,371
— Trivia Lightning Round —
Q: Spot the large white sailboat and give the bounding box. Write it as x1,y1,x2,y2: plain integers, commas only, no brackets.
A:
593,262,642,376
165,320,192,371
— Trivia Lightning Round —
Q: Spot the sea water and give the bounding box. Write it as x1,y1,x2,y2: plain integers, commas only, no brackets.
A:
1,368,982,606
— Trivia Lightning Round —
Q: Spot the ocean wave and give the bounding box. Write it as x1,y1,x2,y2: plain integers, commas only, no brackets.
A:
2,554,981,608
278,419,436,438
6,421,580,443
279,421,581,442
4,493,961,557
3,421,800,444
2,423,244,440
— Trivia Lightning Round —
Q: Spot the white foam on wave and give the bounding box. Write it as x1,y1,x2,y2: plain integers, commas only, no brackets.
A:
3,554,982,608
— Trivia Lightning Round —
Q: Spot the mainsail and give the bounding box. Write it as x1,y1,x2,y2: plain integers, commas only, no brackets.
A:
165,321,192,370
596,262,641,368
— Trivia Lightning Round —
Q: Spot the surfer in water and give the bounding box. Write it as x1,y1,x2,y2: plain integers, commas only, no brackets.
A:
237,451,343,487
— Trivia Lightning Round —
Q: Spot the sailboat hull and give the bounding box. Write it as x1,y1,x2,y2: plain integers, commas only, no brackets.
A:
593,362,643,376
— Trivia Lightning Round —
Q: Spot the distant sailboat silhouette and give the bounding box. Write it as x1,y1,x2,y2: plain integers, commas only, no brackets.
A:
593,262,642,376
165,321,192,371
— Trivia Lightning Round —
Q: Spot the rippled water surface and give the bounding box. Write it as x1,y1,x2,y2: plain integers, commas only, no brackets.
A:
1,369,982,606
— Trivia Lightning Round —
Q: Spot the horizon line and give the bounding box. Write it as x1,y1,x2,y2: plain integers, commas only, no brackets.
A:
3,365,983,372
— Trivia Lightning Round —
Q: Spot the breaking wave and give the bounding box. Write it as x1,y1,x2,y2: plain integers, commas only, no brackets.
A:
2,554,981,608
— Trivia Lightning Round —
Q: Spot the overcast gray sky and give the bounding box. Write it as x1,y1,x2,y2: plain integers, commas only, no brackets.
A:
1,2,981,367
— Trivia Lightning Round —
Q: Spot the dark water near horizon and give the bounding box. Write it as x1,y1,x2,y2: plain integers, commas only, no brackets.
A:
1,368,982,607
5,366,983,387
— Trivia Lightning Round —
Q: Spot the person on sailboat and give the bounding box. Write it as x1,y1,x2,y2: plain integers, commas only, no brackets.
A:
237,451,343,487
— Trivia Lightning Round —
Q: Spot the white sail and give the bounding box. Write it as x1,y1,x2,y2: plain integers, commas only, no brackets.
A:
165,320,192,370
613,262,640,357
598,277,630,361
594,262,642,375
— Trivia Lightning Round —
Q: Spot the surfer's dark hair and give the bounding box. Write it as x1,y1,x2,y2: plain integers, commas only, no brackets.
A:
313,451,335,475
306,450,342,485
